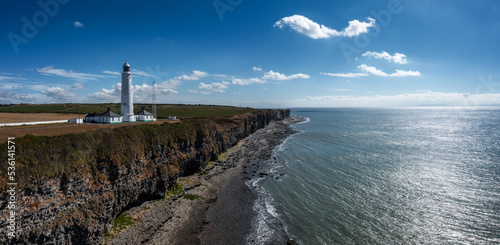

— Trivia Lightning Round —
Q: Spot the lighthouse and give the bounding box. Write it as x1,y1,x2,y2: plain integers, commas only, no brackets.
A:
121,62,136,122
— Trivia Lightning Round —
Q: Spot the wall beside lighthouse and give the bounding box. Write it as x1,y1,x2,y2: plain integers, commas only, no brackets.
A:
121,62,136,122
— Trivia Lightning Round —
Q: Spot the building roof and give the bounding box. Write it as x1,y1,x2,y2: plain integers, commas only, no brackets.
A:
85,108,122,118
85,112,98,117
136,107,153,116
100,108,122,117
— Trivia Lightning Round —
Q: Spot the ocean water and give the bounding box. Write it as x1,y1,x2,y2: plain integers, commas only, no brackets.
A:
247,107,500,245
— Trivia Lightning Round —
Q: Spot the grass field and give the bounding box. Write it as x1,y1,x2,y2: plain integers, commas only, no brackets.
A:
0,104,257,119
0,113,81,124
0,104,259,142
0,119,172,143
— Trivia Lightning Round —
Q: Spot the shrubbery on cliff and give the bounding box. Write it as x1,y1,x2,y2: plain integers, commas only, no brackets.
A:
0,118,220,190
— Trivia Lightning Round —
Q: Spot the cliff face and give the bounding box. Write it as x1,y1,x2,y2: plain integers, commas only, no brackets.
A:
0,109,289,244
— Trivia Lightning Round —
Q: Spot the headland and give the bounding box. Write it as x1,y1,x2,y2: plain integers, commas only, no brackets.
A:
0,105,295,244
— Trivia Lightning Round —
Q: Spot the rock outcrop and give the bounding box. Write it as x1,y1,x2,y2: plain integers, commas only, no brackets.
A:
0,109,289,244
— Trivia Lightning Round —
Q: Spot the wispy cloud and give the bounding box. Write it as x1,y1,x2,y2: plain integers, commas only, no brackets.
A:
74,21,84,28
37,66,105,81
358,64,420,77
321,72,368,78
42,87,78,102
274,15,375,39
253,66,262,71
362,51,408,64
322,65,420,78
0,73,24,81
180,70,209,80
263,70,310,80
0,90,35,104
87,83,122,102
131,69,157,77
102,70,121,76
232,69,310,85
232,77,265,85
71,83,84,89
199,82,228,93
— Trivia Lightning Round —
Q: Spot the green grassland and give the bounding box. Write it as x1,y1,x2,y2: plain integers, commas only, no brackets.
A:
0,103,257,119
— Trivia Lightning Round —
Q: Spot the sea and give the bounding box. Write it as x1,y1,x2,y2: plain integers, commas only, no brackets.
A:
246,107,500,245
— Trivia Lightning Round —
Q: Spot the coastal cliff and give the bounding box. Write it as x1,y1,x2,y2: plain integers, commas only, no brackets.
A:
0,109,289,244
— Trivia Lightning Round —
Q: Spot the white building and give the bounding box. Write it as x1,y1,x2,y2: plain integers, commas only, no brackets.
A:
84,108,123,124
121,62,136,122
136,107,154,122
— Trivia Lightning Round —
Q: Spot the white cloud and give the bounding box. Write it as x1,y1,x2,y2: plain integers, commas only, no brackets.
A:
357,64,388,76
24,84,49,91
199,82,228,93
74,21,84,28
321,72,368,78
37,66,105,81
133,82,179,96
102,70,121,76
263,70,310,80
187,89,198,93
231,70,310,85
297,91,500,107
87,83,121,102
253,66,262,71
42,87,77,102
0,74,24,81
362,51,408,64
180,70,208,81
159,78,182,89
71,83,84,89
131,69,156,77
0,82,22,90
0,90,35,104
342,18,377,37
232,77,265,85
274,15,375,39
157,88,178,95
390,69,421,77
358,64,421,77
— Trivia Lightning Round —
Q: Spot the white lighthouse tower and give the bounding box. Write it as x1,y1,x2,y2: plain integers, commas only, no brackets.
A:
121,62,136,122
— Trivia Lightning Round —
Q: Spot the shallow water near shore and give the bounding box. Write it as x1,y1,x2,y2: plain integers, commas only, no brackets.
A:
251,108,500,244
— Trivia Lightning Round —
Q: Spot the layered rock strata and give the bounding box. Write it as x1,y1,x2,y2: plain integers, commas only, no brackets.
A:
0,109,289,244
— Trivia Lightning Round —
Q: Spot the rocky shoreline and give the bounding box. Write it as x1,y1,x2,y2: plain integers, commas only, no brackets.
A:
107,116,305,245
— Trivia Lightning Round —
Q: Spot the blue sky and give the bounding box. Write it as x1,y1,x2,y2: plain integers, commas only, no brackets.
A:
1,0,500,107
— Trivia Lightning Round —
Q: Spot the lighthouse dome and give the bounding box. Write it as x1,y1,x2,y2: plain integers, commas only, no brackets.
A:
123,62,130,72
